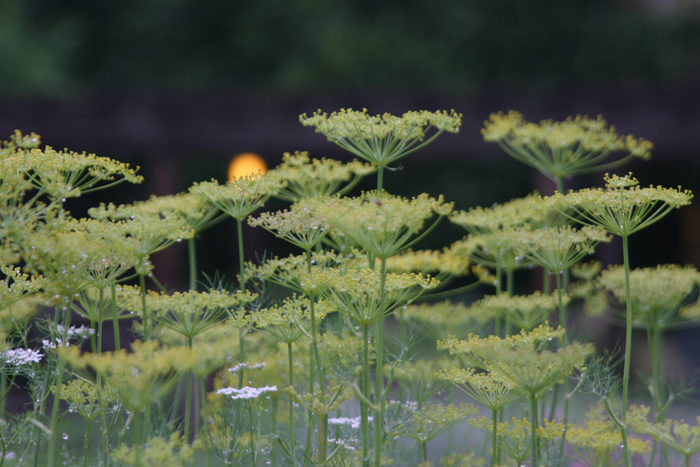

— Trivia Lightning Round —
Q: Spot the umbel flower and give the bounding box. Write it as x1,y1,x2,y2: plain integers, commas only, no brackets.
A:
597,264,700,330
312,191,453,259
467,291,566,332
248,200,329,251
482,111,652,187
449,192,556,234
550,172,693,237
304,267,438,326
190,172,282,221
299,108,462,170
267,151,374,201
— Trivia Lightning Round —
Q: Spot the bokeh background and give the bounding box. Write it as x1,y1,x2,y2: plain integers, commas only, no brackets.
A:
1,0,700,379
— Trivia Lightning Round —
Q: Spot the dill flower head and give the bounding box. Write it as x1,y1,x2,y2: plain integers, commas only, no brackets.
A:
512,225,610,273
248,199,329,251
438,367,520,411
385,248,470,277
189,172,282,220
391,402,476,443
268,151,374,201
312,191,453,259
253,295,313,344
448,229,531,273
304,267,438,325
18,146,142,200
470,291,565,331
300,108,462,168
539,405,649,464
628,404,700,460
482,111,652,181
440,325,593,399
549,172,693,237
118,286,256,339
23,218,143,299
450,192,556,234
110,433,195,467
90,192,224,233
597,264,700,330
401,300,491,338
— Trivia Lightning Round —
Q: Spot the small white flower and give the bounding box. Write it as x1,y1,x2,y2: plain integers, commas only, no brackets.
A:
2,348,43,366
216,385,277,400
228,361,266,373
328,416,372,429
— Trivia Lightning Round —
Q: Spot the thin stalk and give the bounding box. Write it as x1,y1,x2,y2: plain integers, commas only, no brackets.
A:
249,404,256,466
139,274,149,340
236,218,246,388
377,165,384,193
111,283,120,350
374,258,387,467
46,358,65,467
184,337,193,442
362,324,370,467
495,264,502,337
555,270,572,460
82,419,92,467
287,342,295,460
187,237,197,292
491,407,499,466
621,234,632,467
504,268,514,335
530,394,539,467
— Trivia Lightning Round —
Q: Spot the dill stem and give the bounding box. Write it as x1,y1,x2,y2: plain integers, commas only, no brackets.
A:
287,342,295,459
111,282,120,350
362,324,370,467
374,258,387,467
530,394,539,467
621,233,632,467
187,237,197,292
236,218,246,388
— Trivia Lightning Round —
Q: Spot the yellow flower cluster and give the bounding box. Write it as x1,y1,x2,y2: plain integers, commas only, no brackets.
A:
190,172,282,220
482,111,652,180
300,108,462,167
268,151,374,201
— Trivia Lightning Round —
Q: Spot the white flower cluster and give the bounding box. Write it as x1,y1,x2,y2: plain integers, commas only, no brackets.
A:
56,324,95,339
216,385,277,400
228,361,266,373
328,437,357,451
328,416,372,429
42,338,69,350
2,348,43,366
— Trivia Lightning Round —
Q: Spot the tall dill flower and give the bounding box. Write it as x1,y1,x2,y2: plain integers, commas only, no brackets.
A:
268,151,374,201
539,405,649,466
549,172,693,466
248,200,329,252
482,111,652,191
441,325,593,467
628,405,700,467
190,173,282,222
313,191,452,260
19,146,143,201
450,192,556,234
300,108,462,190
438,367,519,465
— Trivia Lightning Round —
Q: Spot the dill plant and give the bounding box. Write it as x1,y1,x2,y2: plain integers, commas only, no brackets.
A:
0,107,695,467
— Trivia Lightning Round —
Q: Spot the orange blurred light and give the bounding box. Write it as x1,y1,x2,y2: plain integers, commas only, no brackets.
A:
228,153,267,182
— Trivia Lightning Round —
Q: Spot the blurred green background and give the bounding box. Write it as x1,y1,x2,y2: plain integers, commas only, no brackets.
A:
1,0,699,286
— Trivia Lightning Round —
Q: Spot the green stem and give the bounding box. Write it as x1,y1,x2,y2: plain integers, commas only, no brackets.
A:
287,342,295,460
505,268,514,335
111,283,120,350
362,324,370,467
621,234,632,467
139,274,149,341
184,337,193,442
47,359,65,467
491,408,499,466
377,165,384,193
236,218,247,388
374,258,387,467
495,263,502,337
83,419,91,467
530,394,539,467
187,237,197,292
